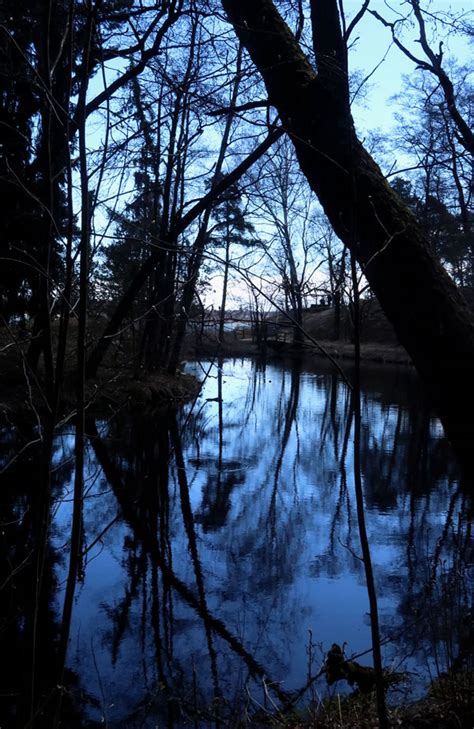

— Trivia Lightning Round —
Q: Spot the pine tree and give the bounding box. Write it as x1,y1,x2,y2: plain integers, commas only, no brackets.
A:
391,177,470,286
206,177,257,343
0,0,132,328
102,167,161,314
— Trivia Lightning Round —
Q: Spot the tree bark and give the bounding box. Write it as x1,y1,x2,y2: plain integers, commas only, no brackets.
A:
221,0,474,470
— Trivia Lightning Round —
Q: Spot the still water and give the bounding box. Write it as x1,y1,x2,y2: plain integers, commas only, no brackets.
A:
1,356,472,727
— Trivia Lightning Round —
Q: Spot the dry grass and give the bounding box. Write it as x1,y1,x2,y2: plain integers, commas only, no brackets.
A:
167,680,473,729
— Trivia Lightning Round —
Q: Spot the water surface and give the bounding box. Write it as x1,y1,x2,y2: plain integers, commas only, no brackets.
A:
1,356,472,727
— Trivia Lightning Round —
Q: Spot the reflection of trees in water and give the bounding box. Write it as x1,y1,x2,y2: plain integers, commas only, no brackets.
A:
86,414,291,725
354,386,470,672
268,361,301,522
0,429,88,727
1,359,471,725
195,464,247,530
170,416,221,699
183,362,355,683
186,361,309,598
380,486,473,678
359,395,458,511
84,360,318,717
185,359,463,597
349,382,472,685
215,361,471,679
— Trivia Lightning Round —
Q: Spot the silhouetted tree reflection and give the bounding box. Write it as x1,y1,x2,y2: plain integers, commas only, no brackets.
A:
0,429,93,728
383,487,473,696
1,358,472,725
196,466,247,531
86,414,290,725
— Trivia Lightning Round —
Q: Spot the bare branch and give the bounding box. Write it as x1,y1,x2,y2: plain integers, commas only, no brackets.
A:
345,0,371,42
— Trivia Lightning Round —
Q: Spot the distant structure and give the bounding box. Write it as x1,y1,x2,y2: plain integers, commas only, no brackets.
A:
308,294,332,311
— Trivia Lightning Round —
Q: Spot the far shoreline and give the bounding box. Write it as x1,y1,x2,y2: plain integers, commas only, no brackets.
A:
190,336,413,367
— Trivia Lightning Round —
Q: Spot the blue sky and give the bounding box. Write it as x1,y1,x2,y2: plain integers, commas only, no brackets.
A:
343,1,472,130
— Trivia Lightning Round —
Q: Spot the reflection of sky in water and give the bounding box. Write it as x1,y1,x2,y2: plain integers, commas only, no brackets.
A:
49,357,471,726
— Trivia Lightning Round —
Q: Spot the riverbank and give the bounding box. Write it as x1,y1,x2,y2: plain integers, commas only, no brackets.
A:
0,365,201,423
191,336,413,366
0,309,411,424
0,336,410,424
186,669,473,728
251,681,473,728
189,297,413,366
0,329,201,423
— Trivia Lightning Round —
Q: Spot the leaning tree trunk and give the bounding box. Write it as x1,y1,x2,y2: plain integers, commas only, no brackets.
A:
221,0,474,472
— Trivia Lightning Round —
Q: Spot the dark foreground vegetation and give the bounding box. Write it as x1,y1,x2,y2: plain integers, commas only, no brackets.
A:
0,1,472,727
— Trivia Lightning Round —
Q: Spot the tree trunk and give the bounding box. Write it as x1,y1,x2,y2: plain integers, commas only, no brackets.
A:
333,290,341,341
283,231,304,347
218,233,231,346
221,0,474,471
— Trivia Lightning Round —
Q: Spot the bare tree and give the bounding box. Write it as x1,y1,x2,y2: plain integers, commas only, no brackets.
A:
370,0,474,154
390,72,473,283
252,138,323,347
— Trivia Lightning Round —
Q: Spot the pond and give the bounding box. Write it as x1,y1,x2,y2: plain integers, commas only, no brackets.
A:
1,356,472,727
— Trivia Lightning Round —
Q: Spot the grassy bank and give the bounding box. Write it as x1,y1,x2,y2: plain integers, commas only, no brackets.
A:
0,323,201,423
188,300,413,366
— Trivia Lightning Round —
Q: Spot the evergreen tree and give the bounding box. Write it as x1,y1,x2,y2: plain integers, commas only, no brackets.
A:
206,177,257,343
392,177,470,286
0,0,45,322
101,167,161,315
0,0,132,327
